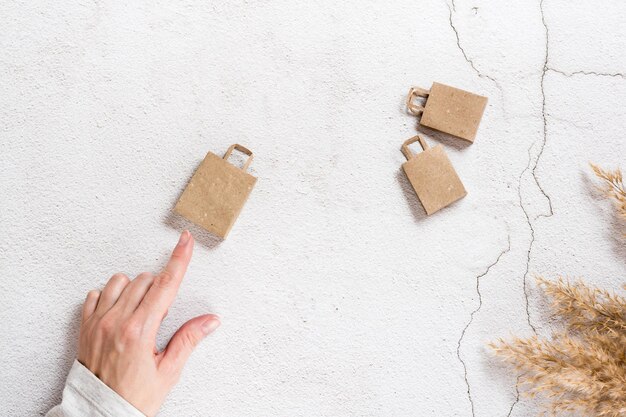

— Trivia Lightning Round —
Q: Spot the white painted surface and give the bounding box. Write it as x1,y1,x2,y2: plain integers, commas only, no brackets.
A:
1,1,625,416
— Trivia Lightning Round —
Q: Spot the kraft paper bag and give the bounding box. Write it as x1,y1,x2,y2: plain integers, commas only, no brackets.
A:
401,135,467,215
406,82,488,142
174,144,257,239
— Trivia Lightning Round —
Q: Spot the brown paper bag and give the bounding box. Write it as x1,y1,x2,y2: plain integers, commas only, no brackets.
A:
174,144,257,239
401,135,466,215
406,82,487,142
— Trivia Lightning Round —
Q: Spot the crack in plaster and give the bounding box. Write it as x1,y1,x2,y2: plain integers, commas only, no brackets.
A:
505,376,521,417
456,235,511,417
449,2,622,416
446,3,497,85
548,68,626,79
445,0,508,123
517,0,556,336
534,0,554,220
445,4,522,416
545,114,595,130
518,145,538,334
517,0,624,336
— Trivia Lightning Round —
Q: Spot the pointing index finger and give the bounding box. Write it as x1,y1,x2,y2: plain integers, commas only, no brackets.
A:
137,231,194,323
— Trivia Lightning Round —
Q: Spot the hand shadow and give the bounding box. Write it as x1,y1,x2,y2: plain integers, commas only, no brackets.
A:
40,304,81,414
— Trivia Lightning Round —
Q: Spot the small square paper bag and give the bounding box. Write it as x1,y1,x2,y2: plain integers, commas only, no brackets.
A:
174,144,257,238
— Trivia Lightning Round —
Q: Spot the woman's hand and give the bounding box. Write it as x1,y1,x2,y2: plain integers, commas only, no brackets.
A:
77,231,220,417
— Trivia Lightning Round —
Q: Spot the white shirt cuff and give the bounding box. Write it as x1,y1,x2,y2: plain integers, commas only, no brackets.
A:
47,360,146,417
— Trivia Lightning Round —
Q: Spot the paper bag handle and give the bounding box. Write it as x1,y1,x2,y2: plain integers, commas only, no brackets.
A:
224,144,254,172
406,86,430,115
401,135,429,160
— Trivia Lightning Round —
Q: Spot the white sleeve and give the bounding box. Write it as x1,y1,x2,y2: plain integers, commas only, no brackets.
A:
46,360,146,417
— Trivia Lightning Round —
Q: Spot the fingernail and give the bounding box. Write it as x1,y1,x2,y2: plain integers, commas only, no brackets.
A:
201,317,220,335
178,230,190,246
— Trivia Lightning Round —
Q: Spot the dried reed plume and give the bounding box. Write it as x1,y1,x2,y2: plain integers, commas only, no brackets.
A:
490,278,626,417
590,163,626,218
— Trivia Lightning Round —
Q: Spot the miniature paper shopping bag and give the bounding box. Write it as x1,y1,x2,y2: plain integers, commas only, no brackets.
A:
401,135,466,215
174,144,257,239
406,82,487,142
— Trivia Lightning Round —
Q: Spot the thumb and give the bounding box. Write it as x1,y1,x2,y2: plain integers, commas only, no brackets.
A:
160,314,220,373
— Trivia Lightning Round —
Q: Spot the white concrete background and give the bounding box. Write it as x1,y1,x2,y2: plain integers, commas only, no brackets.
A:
1,0,625,416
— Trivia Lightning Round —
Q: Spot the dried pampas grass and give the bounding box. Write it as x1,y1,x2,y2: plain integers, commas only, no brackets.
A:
490,278,626,417
490,164,626,415
591,163,626,218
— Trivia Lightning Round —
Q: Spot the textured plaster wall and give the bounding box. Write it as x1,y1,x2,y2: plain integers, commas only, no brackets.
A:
1,1,625,416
